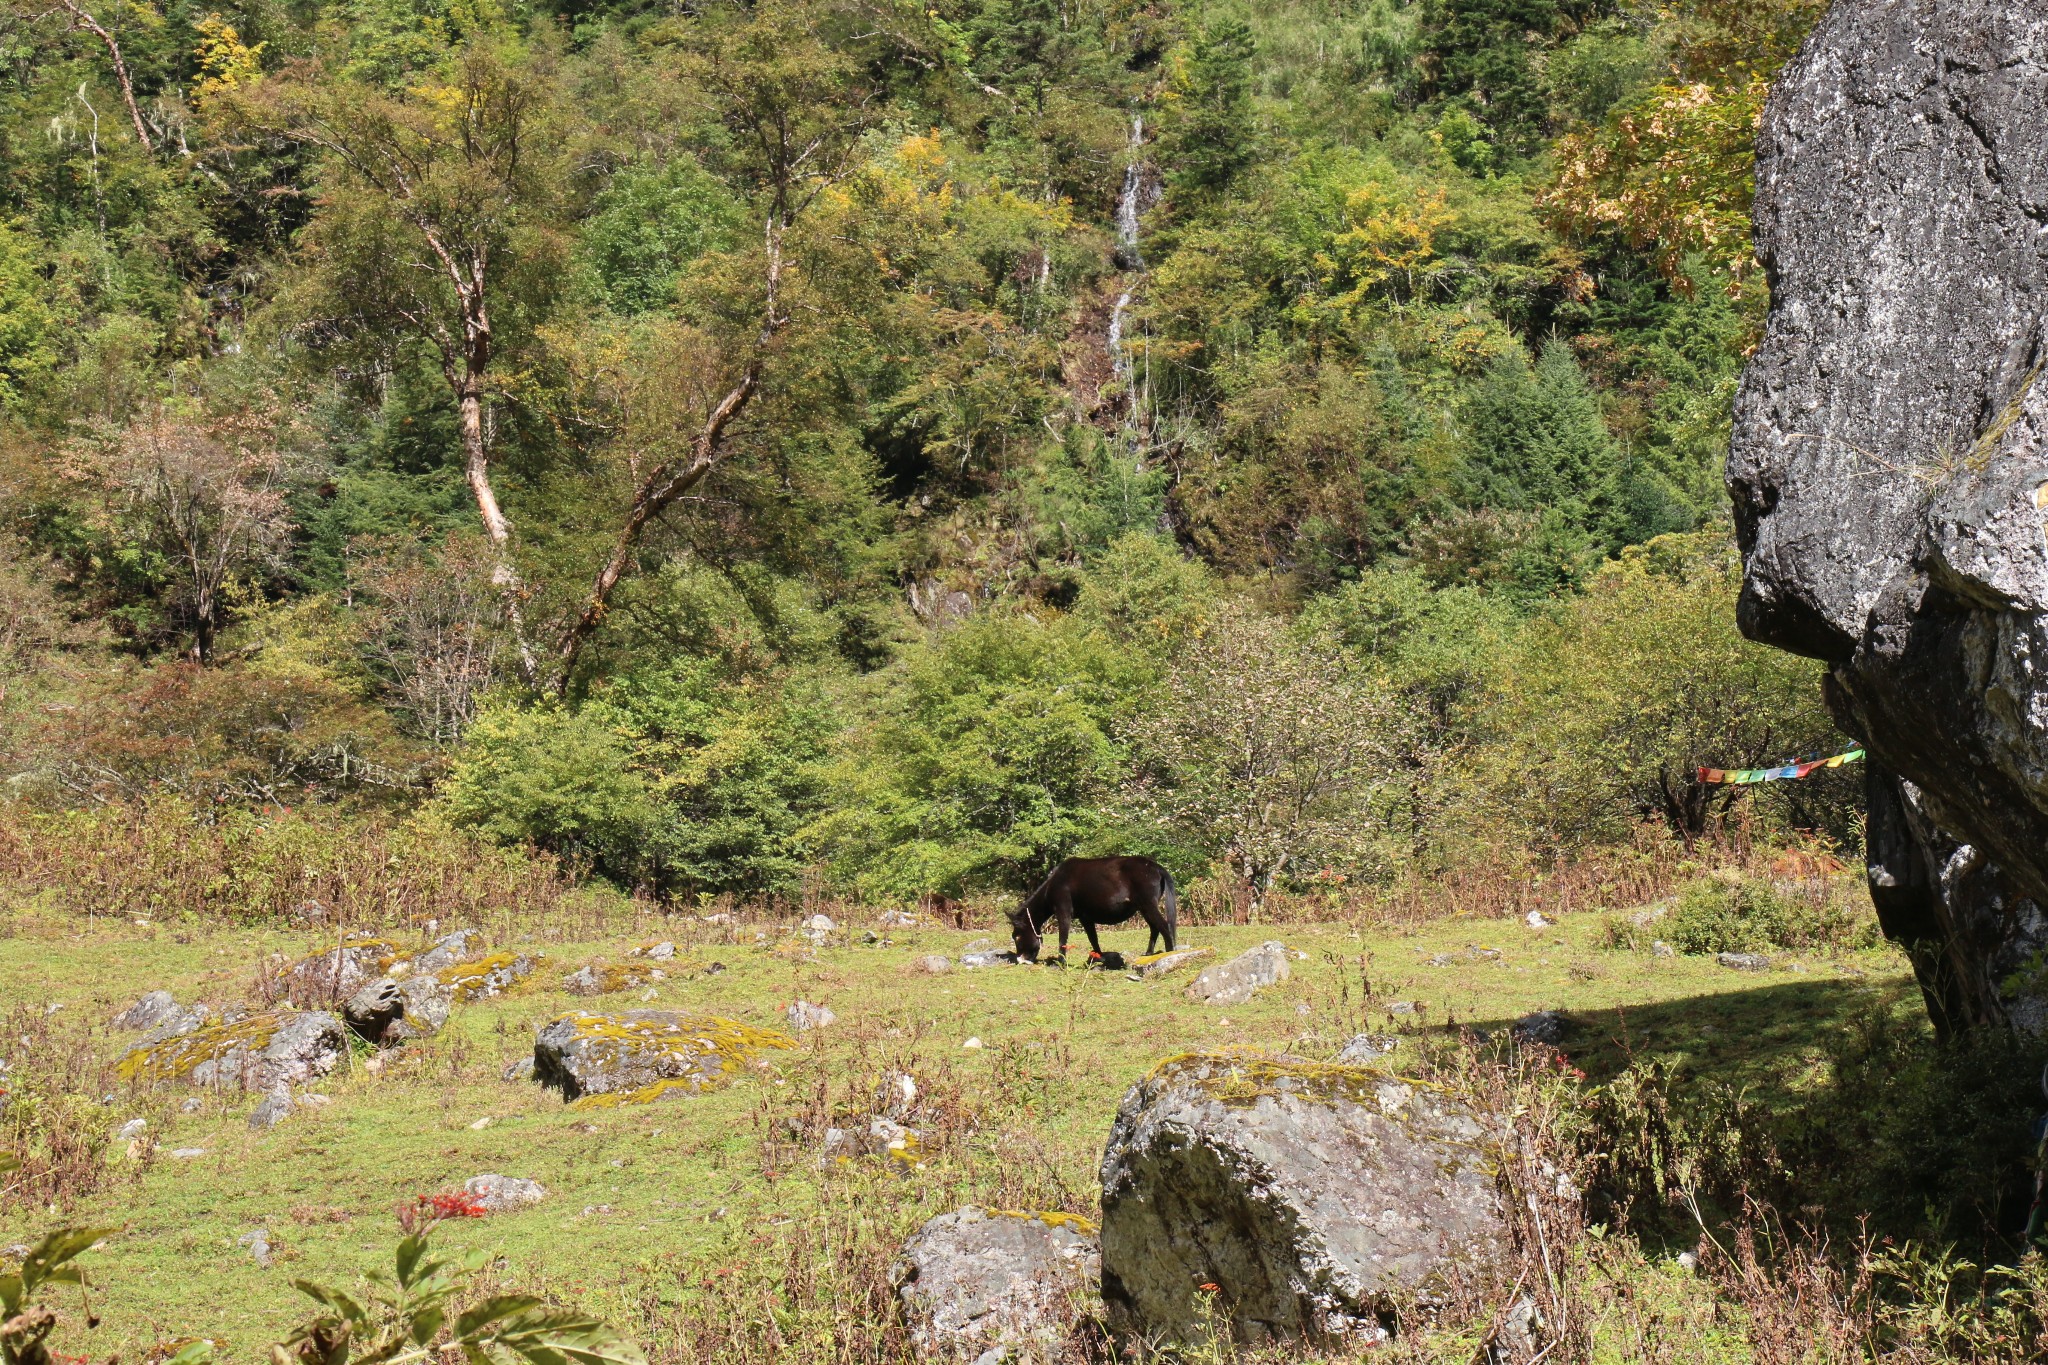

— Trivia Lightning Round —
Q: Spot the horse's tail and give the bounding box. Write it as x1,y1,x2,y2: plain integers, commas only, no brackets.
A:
1161,867,1179,947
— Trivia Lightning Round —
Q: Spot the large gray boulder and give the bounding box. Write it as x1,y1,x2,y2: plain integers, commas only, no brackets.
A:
1098,1053,1504,1347
532,1010,796,1106
1730,4,2048,1034
890,1207,1100,1361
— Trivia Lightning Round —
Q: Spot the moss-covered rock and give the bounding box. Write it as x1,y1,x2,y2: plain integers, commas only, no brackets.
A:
117,1011,347,1092
561,960,680,997
1098,1052,1503,1347
532,1010,795,1104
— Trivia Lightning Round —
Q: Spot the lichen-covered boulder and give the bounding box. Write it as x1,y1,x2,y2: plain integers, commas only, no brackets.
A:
119,1011,348,1092
438,950,545,1003
1098,1053,1504,1346
532,1010,796,1107
891,1207,1100,1361
562,961,670,997
1185,942,1290,1005
1132,947,1215,980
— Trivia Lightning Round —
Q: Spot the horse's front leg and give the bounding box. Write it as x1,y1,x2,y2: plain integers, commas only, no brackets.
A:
1082,920,1105,963
1055,905,1073,966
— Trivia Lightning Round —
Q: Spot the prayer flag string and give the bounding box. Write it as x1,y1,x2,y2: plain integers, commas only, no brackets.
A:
1697,745,1865,786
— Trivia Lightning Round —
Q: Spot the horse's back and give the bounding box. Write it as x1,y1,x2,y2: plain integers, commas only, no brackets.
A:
1055,855,1169,920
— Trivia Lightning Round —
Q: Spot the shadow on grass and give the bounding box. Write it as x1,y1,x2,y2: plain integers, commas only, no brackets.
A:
1551,975,1925,1103
1473,976,2048,1250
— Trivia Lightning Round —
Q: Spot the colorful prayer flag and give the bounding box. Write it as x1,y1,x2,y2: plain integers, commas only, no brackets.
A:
1697,745,1865,786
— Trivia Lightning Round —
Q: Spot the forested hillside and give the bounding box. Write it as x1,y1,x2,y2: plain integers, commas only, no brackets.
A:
0,0,1845,907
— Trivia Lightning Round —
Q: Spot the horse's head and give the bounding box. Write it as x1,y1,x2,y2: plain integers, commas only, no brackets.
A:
1004,897,1043,962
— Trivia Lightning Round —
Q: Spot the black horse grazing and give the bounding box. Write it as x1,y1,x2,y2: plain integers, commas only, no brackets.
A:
1007,856,1177,964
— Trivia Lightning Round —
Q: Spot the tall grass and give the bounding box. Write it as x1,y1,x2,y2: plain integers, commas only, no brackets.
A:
0,797,622,937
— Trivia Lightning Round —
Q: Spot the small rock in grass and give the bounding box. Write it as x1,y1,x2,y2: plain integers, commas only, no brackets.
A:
170,1147,206,1159
1717,952,1772,972
1652,940,1676,958
111,991,180,1032
469,1116,493,1130
248,1086,295,1131
237,1228,272,1267
1186,941,1291,1006
787,1001,836,1031
878,909,919,929
628,941,678,960
463,1174,548,1213
1511,1011,1568,1047
875,1071,918,1119
1388,1001,1420,1016
1525,911,1555,929
959,951,1019,969
1336,1034,1399,1063
1676,1250,1700,1274
913,954,952,974
115,1118,148,1142
802,914,837,943
503,1056,535,1082
962,1037,984,1050
699,912,734,926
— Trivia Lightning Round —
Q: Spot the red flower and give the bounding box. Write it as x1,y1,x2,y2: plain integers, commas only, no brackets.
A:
417,1191,489,1219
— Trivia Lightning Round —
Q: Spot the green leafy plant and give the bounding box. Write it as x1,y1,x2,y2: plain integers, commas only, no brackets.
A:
0,1214,128,1365
272,1220,646,1365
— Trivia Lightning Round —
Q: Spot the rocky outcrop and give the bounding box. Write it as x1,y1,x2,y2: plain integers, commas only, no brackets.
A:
531,1010,796,1107
1730,4,2048,1034
1097,1054,1503,1347
890,1207,1100,1360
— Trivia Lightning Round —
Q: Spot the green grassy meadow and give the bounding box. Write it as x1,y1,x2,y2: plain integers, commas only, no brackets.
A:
0,896,1920,1360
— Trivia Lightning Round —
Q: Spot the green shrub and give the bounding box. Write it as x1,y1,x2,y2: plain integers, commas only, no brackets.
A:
1664,875,1793,955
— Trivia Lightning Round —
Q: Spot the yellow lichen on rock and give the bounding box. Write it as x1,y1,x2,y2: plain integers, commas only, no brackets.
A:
987,1208,1100,1236
569,1077,702,1109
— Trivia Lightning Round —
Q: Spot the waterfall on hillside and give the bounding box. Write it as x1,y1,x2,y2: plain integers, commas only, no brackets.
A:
1108,115,1146,432
1114,115,1145,269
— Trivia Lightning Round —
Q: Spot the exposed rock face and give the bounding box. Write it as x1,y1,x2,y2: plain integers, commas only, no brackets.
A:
1730,4,2048,1034
531,1010,796,1107
1097,1054,1503,1346
890,1207,1100,1360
